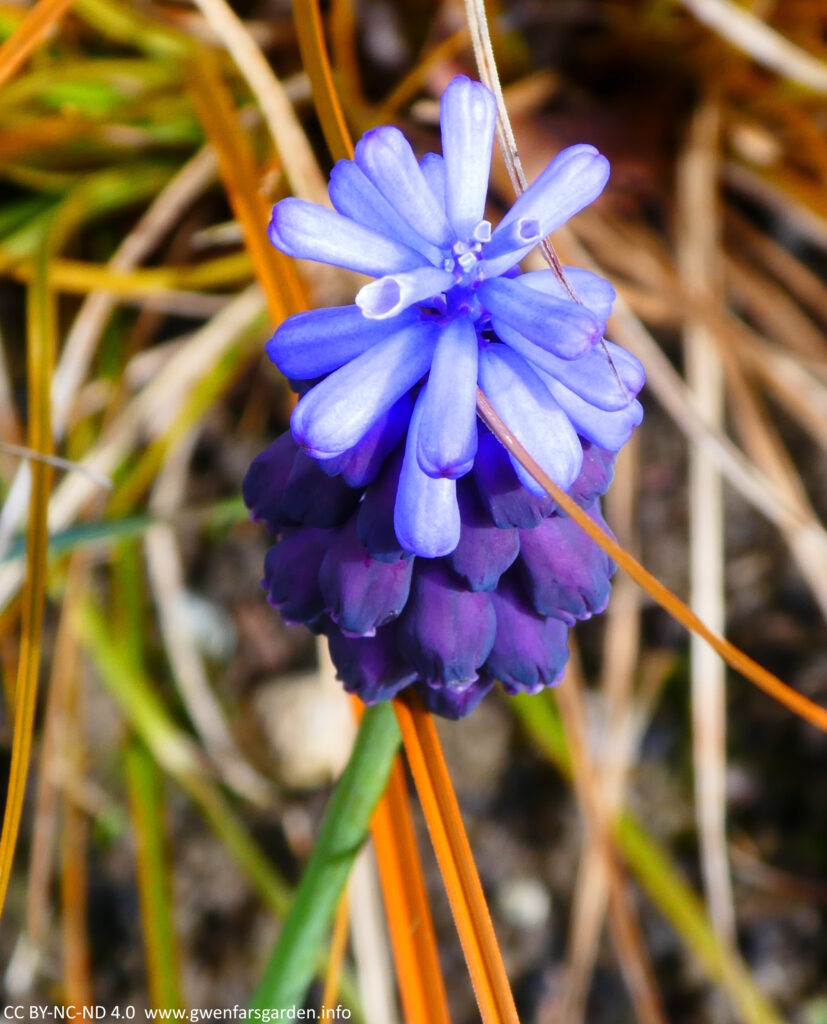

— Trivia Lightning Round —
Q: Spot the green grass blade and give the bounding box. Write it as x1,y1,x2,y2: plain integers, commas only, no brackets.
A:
125,739,185,1010
251,702,401,1011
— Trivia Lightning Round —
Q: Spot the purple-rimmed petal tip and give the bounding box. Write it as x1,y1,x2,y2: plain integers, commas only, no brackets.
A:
355,126,455,249
495,320,643,413
415,676,493,719
327,628,417,704
356,266,454,319
394,387,461,557
268,197,427,277
480,276,603,360
291,321,437,458
440,75,497,240
495,143,610,239
478,343,583,497
416,317,479,479
516,503,615,624
399,561,496,683
266,305,415,381
540,372,644,451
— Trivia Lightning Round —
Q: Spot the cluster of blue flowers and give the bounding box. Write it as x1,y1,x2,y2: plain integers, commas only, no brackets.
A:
244,76,645,718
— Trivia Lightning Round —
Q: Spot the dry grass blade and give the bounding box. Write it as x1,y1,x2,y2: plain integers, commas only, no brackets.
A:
0,236,56,921
186,0,327,204
320,891,351,1012
293,0,353,163
679,0,827,94
187,54,303,323
476,390,827,734
348,844,400,1024
678,100,736,948
555,662,666,1024
394,692,519,1024
369,757,451,1024
0,0,75,88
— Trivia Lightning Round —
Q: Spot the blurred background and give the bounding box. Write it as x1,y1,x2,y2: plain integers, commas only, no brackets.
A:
0,0,826,1021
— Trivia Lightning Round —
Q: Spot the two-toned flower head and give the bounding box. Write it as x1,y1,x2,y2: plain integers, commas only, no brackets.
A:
267,75,645,559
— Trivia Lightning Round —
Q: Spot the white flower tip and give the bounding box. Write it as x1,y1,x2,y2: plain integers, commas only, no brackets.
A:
356,278,403,319
473,220,492,243
517,218,542,243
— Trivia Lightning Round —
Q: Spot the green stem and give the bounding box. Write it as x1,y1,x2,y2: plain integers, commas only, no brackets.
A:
251,702,401,1011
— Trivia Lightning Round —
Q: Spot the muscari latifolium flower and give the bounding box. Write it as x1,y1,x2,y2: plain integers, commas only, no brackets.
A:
244,75,645,718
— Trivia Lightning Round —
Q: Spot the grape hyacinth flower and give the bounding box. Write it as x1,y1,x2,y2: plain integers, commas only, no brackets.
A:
245,75,645,718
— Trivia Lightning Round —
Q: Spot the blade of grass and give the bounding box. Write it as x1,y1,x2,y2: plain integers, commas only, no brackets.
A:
476,389,827,734
59,669,93,1008
678,99,736,947
186,53,304,322
0,0,75,88
510,692,783,1024
350,696,450,1024
368,755,452,1024
292,0,353,162
251,702,400,1011
0,229,55,922
555,659,666,1024
320,891,350,1013
393,690,519,1024
125,739,184,1011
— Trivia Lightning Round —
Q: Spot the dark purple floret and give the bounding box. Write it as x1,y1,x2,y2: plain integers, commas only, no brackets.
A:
326,628,417,703
263,528,332,626
516,504,615,624
243,432,300,530
319,518,414,636
398,561,496,684
486,579,569,693
448,479,520,591
282,450,360,528
415,675,494,720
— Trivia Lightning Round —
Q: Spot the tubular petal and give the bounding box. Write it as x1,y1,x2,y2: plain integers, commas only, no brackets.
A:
263,529,333,626
355,126,455,248
478,345,583,496
327,629,418,703
268,197,427,276
319,519,414,636
541,373,644,450
521,268,617,322
291,322,437,458
448,481,520,591
415,676,493,719
320,395,413,488
328,159,444,263
485,579,569,692
516,505,614,624
472,427,556,529
420,153,446,208
242,433,299,529
480,276,603,359
394,388,461,557
266,305,414,380
356,266,454,319
398,561,496,683
440,76,497,239
416,317,479,479
495,143,610,238
494,320,641,411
